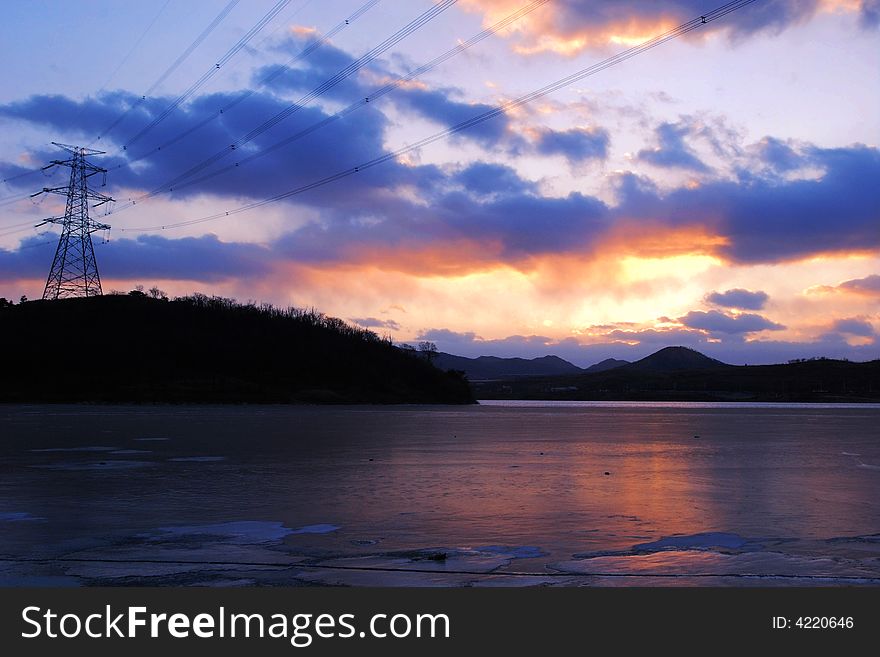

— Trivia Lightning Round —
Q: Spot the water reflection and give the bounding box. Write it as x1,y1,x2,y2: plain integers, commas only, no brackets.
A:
1,404,878,585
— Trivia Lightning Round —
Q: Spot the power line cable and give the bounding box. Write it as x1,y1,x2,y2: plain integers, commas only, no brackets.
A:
91,0,247,146
114,0,381,168
118,0,758,232
118,0,459,206
120,0,296,149
130,0,551,201
91,0,176,102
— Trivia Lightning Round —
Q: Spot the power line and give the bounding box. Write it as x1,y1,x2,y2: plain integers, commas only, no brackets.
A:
0,1,301,190
110,0,381,170
119,0,758,233
89,0,176,103
115,0,459,209
91,0,248,146
126,0,551,201
120,0,296,149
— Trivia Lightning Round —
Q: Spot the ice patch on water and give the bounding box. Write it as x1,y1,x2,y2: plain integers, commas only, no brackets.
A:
0,512,44,522
553,550,880,581
31,446,117,453
110,449,151,455
169,456,226,462
828,533,880,544
856,462,880,471
155,521,294,544
634,532,753,552
476,545,546,559
290,524,340,535
31,460,153,471
135,437,170,442
841,452,860,456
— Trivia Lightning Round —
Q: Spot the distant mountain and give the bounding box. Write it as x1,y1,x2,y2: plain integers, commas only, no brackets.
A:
623,346,727,372
584,357,630,373
433,352,583,380
472,345,880,403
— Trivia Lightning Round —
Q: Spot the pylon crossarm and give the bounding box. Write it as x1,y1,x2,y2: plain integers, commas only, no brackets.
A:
34,217,64,228
32,185,69,197
50,142,106,157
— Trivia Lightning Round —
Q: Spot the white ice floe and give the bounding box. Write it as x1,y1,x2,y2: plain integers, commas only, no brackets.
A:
633,532,753,552
553,549,880,581
475,545,546,559
155,521,295,544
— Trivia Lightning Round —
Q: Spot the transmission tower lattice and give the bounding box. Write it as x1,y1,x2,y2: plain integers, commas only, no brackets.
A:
32,143,114,300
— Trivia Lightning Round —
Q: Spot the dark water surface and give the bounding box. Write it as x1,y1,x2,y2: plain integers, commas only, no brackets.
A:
1,403,878,586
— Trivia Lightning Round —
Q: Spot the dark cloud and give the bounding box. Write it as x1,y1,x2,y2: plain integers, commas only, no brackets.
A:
859,0,880,27
519,0,877,49
830,318,875,337
254,32,369,104
637,120,709,172
0,28,876,280
679,309,784,335
534,127,609,163
617,144,880,263
454,162,536,196
390,86,512,147
755,136,802,172
705,288,769,310
0,89,438,214
350,317,402,331
0,233,271,283
836,274,880,296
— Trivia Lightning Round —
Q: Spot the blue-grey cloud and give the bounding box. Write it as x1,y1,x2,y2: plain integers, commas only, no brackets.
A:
837,274,880,296
859,0,880,27
637,120,709,172
617,144,880,263
831,318,875,337
706,288,769,310
521,0,878,52
454,162,536,196
390,86,512,147
679,309,784,335
350,316,402,331
0,233,271,283
755,136,802,172
534,127,609,163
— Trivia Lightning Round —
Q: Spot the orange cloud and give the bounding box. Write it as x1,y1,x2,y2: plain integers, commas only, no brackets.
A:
460,0,870,56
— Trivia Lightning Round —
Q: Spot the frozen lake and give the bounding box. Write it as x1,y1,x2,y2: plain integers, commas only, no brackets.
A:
1,402,878,586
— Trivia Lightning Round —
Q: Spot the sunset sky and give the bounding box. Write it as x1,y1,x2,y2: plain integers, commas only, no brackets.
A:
0,0,877,365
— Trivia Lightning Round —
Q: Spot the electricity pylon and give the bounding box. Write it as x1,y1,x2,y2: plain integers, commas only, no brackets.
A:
32,143,114,300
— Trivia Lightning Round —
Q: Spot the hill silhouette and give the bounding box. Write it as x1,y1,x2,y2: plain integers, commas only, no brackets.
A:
584,357,630,373
0,294,473,404
623,346,726,372
473,346,879,402
432,352,583,379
